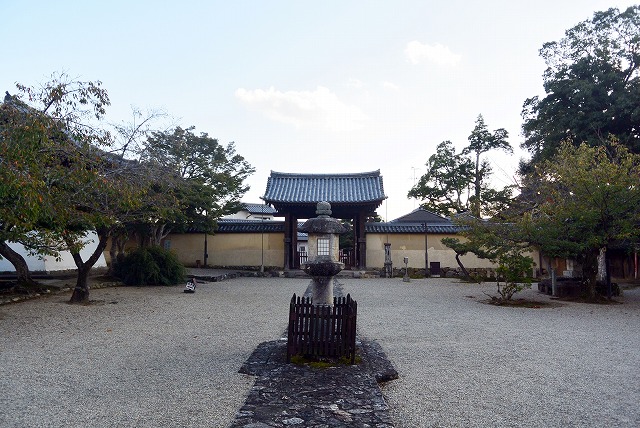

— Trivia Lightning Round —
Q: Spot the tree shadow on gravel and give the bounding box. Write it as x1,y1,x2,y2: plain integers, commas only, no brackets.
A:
465,295,563,309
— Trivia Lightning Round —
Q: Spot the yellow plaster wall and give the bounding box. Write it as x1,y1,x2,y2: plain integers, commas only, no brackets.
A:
162,232,284,267
366,233,538,270
105,230,539,273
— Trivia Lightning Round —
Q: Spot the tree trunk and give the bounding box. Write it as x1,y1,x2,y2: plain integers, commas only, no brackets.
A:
0,240,38,288
455,253,470,278
597,247,607,282
68,231,110,304
107,232,128,276
135,229,148,248
69,264,92,303
150,223,171,246
465,151,483,218
582,249,599,300
107,239,117,276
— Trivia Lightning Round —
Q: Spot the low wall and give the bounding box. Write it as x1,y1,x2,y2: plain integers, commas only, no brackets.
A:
366,232,502,271
161,232,284,268
367,233,539,271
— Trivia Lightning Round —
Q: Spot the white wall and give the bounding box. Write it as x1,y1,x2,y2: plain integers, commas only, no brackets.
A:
0,232,107,273
0,241,46,272
222,210,275,220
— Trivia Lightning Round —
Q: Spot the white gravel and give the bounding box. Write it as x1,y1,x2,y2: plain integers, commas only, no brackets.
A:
0,278,306,427
344,277,640,428
1,276,639,427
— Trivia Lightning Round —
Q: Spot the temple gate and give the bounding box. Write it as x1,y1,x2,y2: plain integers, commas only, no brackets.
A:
262,170,386,270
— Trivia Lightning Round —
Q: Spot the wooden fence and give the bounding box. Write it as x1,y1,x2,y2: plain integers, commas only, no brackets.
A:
340,249,353,269
298,250,354,269
298,251,308,266
286,293,358,364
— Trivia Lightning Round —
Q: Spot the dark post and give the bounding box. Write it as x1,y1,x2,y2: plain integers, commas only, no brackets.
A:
424,222,429,277
356,212,367,269
403,256,410,282
203,232,208,267
283,214,292,270
291,216,298,268
261,220,264,272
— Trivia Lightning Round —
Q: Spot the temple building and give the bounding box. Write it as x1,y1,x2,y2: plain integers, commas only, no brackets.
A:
262,170,386,270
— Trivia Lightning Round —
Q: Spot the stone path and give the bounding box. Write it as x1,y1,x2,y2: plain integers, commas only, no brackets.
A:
232,338,398,427
231,279,398,427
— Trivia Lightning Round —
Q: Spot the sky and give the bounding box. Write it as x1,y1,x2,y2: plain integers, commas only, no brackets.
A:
2,1,638,221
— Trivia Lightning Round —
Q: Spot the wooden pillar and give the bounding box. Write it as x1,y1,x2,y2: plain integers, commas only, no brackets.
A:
351,214,358,269
349,216,357,269
283,213,292,270
354,211,367,269
291,216,298,268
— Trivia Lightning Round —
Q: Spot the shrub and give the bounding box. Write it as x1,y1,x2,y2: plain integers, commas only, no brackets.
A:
114,246,186,286
490,251,535,303
468,272,485,284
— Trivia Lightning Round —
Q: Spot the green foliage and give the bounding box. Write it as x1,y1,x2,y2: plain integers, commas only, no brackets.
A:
441,235,497,260
440,237,470,255
441,235,497,279
516,140,640,297
0,74,120,292
289,354,361,367
0,80,106,242
114,246,186,286
444,214,535,302
137,126,255,244
339,220,354,249
408,140,474,216
522,141,640,252
468,272,485,284
522,6,640,166
493,251,534,302
441,237,473,277
408,115,513,218
464,115,512,217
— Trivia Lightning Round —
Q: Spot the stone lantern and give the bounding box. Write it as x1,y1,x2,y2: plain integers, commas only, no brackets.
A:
298,201,349,306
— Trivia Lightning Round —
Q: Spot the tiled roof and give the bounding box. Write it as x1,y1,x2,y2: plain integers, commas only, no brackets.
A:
391,208,451,223
366,222,461,234
216,219,284,233
197,216,462,235
263,170,386,204
243,203,277,215
215,220,307,233
367,208,463,233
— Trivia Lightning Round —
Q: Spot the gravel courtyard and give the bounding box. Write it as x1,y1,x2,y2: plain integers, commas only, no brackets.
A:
1,276,639,427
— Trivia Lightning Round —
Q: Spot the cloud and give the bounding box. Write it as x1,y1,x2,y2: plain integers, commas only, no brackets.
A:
382,81,400,90
347,78,365,89
235,86,369,132
404,40,462,66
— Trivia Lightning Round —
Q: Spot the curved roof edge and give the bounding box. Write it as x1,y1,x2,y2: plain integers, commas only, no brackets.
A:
268,169,381,178
184,219,462,234
263,170,386,205
366,222,462,234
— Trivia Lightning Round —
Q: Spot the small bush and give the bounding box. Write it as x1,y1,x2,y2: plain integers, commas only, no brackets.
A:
114,246,186,286
468,272,484,283
490,251,535,302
